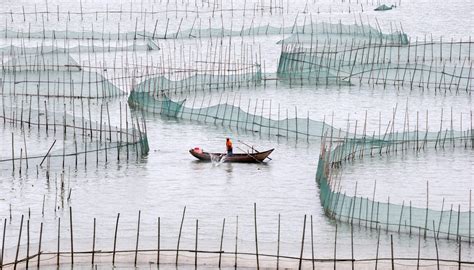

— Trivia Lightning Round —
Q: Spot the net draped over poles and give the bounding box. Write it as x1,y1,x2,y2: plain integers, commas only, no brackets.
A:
0,98,150,169
1,52,125,98
128,92,348,140
0,22,407,41
316,129,474,241
277,40,473,92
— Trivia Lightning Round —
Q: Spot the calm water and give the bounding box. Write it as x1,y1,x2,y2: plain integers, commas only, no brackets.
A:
0,0,473,267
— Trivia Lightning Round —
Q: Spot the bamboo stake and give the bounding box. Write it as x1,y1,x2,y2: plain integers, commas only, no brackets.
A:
298,215,306,269
390,235,394,270
0,219,5,269
218,218,225,267
195,219,198,267
13,215,23,270
92,218,96,265
176,206,186,265
134,210,141,266
37,222,43,268
432,220,439,270
333,223,337,270
234,215,238,268
277,214,280,270
57,217,60,267
254,203,260,269
69,207,74,264
112,213,120,265
157,217,160,265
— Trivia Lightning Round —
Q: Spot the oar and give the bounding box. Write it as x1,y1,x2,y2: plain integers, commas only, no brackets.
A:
236,146,264,164
237,140,273,161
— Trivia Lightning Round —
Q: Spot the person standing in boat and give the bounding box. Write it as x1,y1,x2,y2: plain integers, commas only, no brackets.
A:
226,138,233,156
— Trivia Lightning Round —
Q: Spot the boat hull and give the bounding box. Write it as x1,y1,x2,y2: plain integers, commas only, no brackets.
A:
189,148,274,163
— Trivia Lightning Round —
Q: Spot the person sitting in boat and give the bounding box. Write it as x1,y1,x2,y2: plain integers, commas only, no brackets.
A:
226,138,233,156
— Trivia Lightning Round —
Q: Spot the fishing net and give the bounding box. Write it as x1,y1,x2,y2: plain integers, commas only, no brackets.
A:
129,93,350,140
0,52,125,98
277,41,473,91
0,22,406,42
0,40,159,55
130,81,473,143
130,64,262,98
316,133,474,241
0,98,149,173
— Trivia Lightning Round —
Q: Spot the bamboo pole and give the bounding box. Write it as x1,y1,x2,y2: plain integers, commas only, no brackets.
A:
92,218,96,265
277,214,280,270
390,235,394,270
254,203,260,269
298,215,306,269
134,210,141,266
26,219,29,269
333,223,337,270
69,207,74,264
112,213,120,265
218,218,225,267
157,217,160,265
195,219,198,267
13,215,23,270
432,220,439,270
234,215,238,267
37,222,43,268
176,206,186,265
57,217,60,267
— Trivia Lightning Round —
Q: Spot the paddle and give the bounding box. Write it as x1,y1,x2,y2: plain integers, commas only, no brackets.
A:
236,146,264,164
237,140,273,161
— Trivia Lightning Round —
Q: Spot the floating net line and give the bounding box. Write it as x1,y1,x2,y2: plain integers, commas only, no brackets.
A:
128,93,352,140
277,40,474,92
2,52,80,71
277,30,408,46
316,126,474,242
130,64,262,98
0,52,125,98
0,209,472,269
0,21,406,42
0,0,363,19
0,70,124,98
129,83,474,143
0,99,149,174
1,247,473,269
0,40,159,55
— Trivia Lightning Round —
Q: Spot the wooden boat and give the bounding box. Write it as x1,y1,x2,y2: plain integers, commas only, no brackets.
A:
189,148,274,163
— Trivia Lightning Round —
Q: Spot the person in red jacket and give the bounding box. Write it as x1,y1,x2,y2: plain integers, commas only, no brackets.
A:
226,138,233,156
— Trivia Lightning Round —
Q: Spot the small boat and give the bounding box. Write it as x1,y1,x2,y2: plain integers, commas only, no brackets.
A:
374,4,395,11
189,147,274,163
